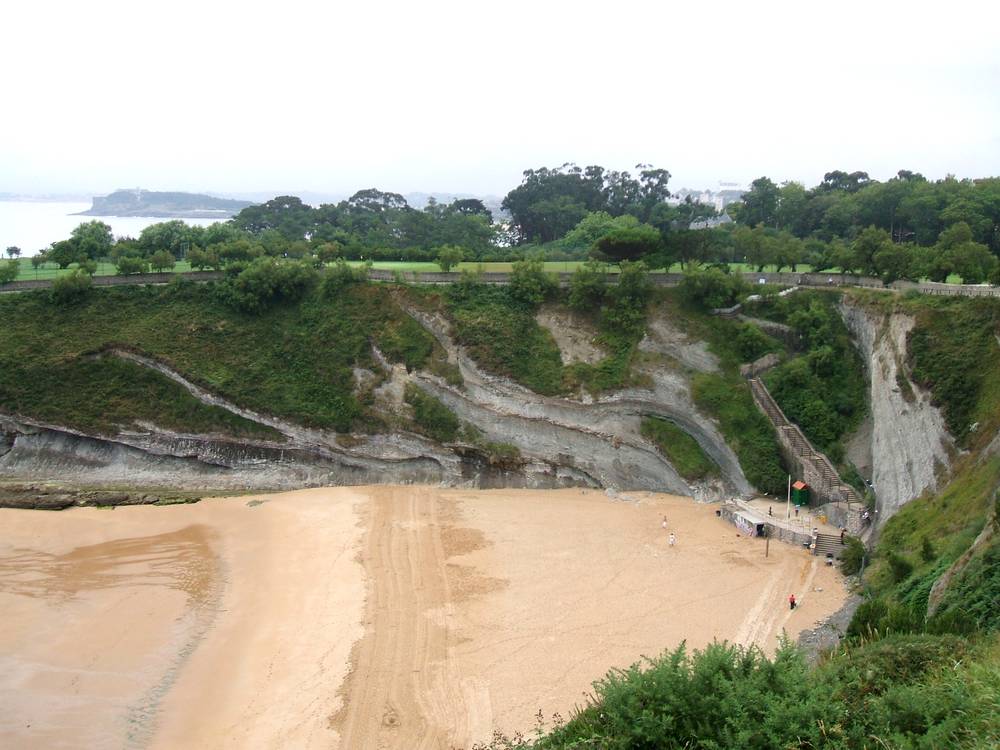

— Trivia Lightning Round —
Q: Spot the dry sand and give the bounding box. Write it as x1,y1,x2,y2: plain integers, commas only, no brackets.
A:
0,486,848,749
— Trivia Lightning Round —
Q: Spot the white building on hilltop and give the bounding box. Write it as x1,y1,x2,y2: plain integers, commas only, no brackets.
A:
669,182,746,213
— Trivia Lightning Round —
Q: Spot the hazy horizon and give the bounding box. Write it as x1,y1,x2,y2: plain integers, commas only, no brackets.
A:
3,0,998,199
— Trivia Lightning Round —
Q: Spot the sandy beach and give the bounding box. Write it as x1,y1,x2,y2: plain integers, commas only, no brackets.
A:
0,486,848,749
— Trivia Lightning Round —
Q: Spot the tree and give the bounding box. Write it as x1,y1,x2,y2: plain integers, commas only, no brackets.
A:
149,250,176,272
115,255,149,275
592,223,661,264
232,195,316,239
850,226,893,276
5,246,21,259
947,240,996,283
738,177,780,227
732,224,768,271
776,182,809,234
872,242,916,285
48,239,82,268
138,220,195,258
668,229,711,269
449,198,493,223
435,245,465,272
30,253,48,274
70,221,114,260
314,242,342,264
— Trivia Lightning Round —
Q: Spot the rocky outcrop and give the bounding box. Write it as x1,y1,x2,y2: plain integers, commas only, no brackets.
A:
639,313,720,373
401,304,751,500
839,301,957,520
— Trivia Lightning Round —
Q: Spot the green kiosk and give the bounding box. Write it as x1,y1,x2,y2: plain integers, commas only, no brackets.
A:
791,480,810,507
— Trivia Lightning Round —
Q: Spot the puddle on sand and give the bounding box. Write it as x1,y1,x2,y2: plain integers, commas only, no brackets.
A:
0,525,217,604
0,524,222,750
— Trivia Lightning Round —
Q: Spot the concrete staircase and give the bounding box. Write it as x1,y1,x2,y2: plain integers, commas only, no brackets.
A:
748,377,864,533
813,532,843,559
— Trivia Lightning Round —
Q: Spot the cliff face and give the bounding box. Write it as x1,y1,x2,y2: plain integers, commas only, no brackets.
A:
839,300,956,520
0,303,752,505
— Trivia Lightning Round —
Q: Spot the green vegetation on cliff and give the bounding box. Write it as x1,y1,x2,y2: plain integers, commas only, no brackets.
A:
640,416,717,481
0,280,439,435
751,290,868,463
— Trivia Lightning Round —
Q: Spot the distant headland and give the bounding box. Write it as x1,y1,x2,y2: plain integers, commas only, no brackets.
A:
77,189,254,218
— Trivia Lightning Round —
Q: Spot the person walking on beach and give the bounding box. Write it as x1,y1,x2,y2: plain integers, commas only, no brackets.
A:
662,515,668,530
669,532,676,547
789,594,796,610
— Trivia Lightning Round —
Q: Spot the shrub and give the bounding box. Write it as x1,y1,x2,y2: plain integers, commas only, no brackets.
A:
115,255,149,275
735,322,775,362
641,416,717,481
435,244,465,272
404,383,459,442
0,259,20,284
678,266,748,309
568,258,607,310
216,257,318,313
841,535,866,575
508,258,556,306
49,269,92,304
322,258,370,296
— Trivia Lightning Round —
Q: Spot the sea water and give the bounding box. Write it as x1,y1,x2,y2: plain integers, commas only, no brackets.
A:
0,201,224,255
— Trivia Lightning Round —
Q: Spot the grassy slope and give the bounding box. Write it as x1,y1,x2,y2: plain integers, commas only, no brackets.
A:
0,281,439,435
640,416,718,481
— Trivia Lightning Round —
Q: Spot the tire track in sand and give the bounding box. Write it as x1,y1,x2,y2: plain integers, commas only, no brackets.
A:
333,486,487,750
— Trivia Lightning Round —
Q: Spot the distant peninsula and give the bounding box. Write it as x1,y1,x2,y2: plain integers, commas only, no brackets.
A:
77,189,254,219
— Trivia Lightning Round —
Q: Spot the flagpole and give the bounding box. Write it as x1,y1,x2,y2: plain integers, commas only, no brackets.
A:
786,474,792,520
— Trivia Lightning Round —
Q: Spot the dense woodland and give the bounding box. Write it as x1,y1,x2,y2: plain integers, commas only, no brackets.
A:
6,164,999,289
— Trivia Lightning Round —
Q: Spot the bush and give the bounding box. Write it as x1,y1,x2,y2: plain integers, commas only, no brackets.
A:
735,322,775,362
840,535,866,575
602,261,651,339
49,269,92,304
0,259,20,284
404,383,459,442
115,255,149,275
508,258,556,306
216,257,318,313
568,258,607,310
641,416,717,481
678,266,748,309
322,258,370,296
435,244,465,272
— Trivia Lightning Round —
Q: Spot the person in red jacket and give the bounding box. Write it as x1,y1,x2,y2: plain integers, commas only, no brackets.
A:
789,594,797,610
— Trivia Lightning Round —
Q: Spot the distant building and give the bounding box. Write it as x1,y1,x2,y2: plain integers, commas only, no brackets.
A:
669,181,746,213
689,214,733,230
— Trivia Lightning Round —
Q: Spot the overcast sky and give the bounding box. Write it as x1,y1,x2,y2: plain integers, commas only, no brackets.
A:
3,0,999,198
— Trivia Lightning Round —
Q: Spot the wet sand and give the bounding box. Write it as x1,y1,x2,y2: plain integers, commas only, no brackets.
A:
0,486,848,749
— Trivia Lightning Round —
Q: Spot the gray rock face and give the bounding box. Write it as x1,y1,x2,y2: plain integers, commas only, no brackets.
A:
0,304,755,502
839,301,957,520
403,305,751,500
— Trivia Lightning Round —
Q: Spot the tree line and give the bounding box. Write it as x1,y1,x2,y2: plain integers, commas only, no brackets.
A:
8,164,1000,287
